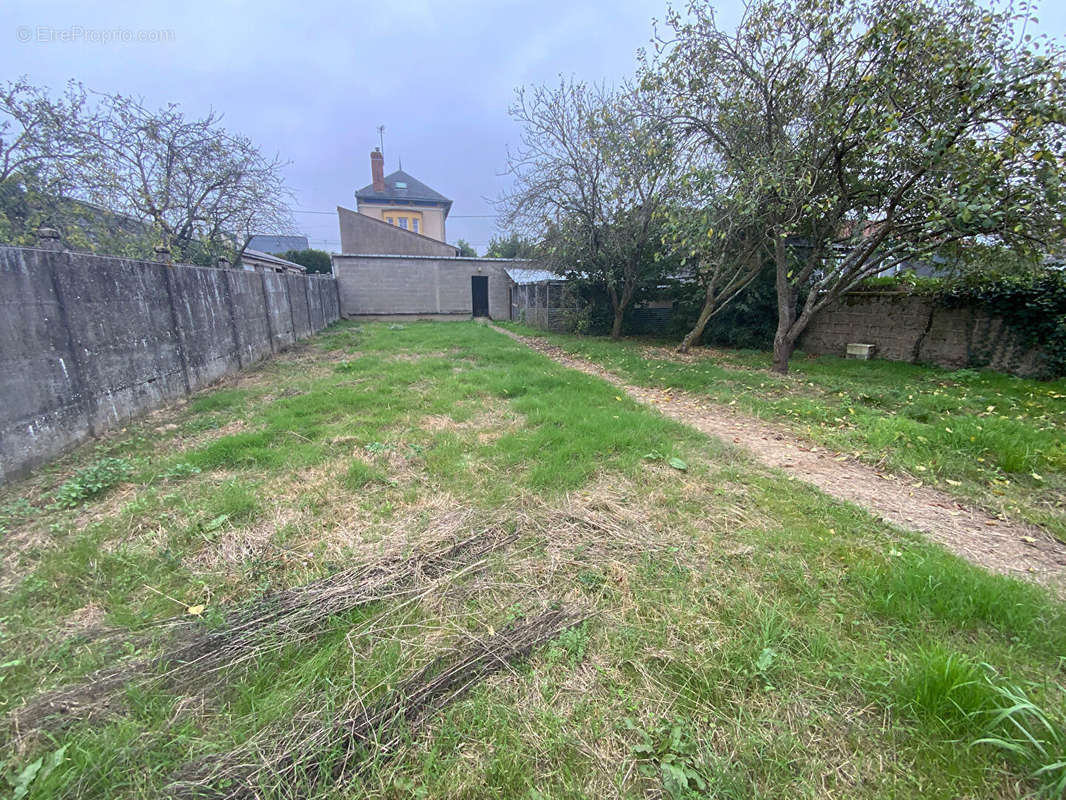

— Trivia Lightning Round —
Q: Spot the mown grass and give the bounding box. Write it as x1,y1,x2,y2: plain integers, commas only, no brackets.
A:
0,320,1064,799
500,322,1066,541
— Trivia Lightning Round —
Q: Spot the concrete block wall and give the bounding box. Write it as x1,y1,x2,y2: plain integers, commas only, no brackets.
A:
0,246,341,483
332,254,529,320
799,292,1048,377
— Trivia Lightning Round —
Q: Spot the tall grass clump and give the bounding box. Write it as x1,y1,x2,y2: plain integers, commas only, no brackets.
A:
973,680,1066,799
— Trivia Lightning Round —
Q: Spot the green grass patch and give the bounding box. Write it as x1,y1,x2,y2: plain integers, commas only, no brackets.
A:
1,320,1064,799
502,323,1066,540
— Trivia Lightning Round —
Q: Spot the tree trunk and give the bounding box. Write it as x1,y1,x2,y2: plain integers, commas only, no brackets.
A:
771,332,795,374
771,232,796,374
610,306,624,340
678,292,716,353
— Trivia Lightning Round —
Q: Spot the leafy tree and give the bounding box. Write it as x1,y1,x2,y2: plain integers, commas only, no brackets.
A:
501,79,678,339
456,239,477,257
0,79,100,245
655,172,769,352
279,248,332,274
654,0,1066,372
485,232,537,259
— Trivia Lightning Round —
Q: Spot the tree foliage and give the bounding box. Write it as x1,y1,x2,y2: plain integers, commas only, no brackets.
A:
279,248,332,274
485,232,537,259
652,0,1066,371
456,239,477,257
79,94,294,263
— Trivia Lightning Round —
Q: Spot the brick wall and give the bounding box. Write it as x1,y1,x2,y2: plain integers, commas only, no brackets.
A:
0,246,341,483
799,292,1048,377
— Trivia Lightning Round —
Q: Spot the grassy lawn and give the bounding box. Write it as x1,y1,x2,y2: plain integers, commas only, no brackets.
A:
1,320,1065,799
499,323,1066,542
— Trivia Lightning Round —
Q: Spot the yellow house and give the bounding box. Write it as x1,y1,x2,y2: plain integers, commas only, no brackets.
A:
354,149,452,243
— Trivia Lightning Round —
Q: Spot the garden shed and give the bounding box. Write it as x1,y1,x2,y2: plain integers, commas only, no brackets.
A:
507,268,573,330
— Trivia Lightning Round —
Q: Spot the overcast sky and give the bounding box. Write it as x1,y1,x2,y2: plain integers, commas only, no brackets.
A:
6,1,1065,253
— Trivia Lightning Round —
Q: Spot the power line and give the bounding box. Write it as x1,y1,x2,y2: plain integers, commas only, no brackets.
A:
291,208,499,219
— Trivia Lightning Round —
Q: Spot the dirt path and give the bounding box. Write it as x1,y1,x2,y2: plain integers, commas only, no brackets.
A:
491,324,1066,593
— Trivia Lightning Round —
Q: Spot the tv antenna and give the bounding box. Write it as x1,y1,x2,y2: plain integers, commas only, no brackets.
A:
377,125,385,158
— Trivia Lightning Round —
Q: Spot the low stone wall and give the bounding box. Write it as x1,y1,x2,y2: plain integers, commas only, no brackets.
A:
799,292,1047,377
0,246,340,483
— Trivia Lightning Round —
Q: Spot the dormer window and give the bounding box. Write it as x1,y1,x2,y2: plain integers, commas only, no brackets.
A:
395,182,408,189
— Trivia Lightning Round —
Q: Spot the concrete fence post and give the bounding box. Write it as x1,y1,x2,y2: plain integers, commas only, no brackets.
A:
154,245,172,265
36,227,63,251
221,270,244,368
259,271,277,353
304,276,314,333
161,263,192,394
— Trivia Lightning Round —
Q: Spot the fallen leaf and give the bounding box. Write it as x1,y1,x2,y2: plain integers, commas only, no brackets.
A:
186,605,205,616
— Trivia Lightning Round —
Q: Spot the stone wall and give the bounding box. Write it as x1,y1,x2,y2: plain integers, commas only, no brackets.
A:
0,245,341,483
799,292,1047,377
332,254,533,320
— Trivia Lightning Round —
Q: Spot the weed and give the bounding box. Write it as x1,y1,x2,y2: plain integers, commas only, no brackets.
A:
342,460,389,490
891,646,996,732
0,498,37,535
626,718,708,799
545,622,590,668
160,462,201,480
49,457,134,508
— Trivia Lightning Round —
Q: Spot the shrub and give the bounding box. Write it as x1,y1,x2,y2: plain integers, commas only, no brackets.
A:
940,270,1066,378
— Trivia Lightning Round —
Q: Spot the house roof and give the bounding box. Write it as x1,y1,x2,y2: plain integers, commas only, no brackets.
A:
355,170,453,216
241,248,307,272
505,267,564,285
246,234,309,254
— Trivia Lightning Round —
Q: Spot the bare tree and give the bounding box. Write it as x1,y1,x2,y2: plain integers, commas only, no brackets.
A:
79,93,294,263
500,80,677,338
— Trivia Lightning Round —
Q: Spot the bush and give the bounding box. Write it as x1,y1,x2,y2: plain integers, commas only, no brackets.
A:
939,270,1066,378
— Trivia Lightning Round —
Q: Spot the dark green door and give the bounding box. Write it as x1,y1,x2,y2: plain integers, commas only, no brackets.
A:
471,276,489,317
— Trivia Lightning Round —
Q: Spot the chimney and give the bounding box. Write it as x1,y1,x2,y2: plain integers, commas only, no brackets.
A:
371,148,385,192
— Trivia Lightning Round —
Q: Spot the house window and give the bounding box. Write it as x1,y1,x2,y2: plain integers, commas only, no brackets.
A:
386,216,394,225
412,219,419,233
399,217,408,230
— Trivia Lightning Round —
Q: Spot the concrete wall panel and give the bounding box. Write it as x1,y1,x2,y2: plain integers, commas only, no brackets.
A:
0,245,340,483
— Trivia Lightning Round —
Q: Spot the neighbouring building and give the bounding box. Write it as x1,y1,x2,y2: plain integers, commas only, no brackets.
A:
332,254,530,320
331,148,545,321
337,205,459,257
245,234,309,254
240,248,308,274
353,149,452,242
